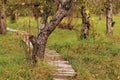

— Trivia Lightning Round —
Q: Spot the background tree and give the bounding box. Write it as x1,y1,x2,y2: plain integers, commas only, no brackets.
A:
0,0,7,34
88,0,106,20
80,6,90,39
77,0,91,39
106,0,115,34
112,0,120,14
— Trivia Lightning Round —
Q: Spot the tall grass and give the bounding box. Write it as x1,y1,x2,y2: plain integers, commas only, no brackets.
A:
0,32,53,80
47,28,120,80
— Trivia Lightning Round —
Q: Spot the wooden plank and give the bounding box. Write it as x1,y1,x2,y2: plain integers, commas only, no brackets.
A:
45,49,76,80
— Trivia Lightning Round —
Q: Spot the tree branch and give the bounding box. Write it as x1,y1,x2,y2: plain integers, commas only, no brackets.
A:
44,0,73,35
38,7,51,33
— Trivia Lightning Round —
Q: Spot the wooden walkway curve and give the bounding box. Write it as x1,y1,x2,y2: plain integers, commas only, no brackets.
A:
7,28,76,80
45,48,76,80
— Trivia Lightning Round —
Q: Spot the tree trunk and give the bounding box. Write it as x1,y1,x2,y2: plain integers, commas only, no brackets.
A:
29,33,48,64
0,5,7,34
29,0,73,64
106,0,115,34
99,12,103,20
10,10,16,23
81,6,90,39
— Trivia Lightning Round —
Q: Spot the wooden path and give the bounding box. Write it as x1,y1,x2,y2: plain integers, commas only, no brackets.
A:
7,28,76,80
45,48,76,80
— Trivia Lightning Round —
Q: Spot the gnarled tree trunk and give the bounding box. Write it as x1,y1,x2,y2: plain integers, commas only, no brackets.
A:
81,6,90,39
0,5,7,34
29,0,73,64
106,0,115,34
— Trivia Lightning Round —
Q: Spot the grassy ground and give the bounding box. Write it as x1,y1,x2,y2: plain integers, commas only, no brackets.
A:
0,14,120,80
47,14,120,80
48,29,120,80
0,32,52,80
47,15,120,80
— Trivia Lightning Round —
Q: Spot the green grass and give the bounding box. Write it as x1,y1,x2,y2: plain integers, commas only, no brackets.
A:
1,14,120,80
48,31,120,80
0,32,52,80
47,15,120,80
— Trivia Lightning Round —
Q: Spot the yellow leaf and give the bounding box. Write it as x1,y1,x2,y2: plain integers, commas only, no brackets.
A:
85,10,90,15
40,10,44,13
118,76,120,79
22,3,25,6
40,6,44,9
90,17,95,21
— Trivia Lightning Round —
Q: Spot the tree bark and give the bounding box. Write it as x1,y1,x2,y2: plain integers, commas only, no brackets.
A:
106,0,115,34
10,10,16,23
81,6,90,39
99,12,103,20
0,5,7,34
29,0,73,63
